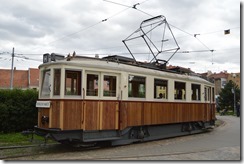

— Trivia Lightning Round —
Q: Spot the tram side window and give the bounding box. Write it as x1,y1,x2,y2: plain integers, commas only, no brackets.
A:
212,87,215,102
128,75,146,98
204,86,211,101
65,70,81,95
103,75,116,97
174,81,186,100
41,70,51,97
191,84,201,101
154,79,168,99
87,74,99,96
53,69,61,95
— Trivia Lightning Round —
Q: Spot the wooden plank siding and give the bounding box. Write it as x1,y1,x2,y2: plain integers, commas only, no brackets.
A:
38,100,215,131
119,101,215,130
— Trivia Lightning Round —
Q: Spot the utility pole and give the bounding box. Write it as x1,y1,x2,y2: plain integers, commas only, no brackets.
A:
10,47,14,89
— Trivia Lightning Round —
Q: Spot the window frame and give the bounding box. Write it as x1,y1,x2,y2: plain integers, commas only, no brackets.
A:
64,69,82,97
128,75,146,99
174,81,186,100
102,74,118,98
53,69,61,96
86,72,100,98
40,69,51,98
154,78,168,100
191,83,201,101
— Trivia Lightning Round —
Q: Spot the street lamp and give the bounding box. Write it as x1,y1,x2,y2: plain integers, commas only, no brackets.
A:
231,73,236,115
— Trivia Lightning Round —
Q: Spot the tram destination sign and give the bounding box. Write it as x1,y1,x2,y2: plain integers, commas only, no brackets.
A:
36,101,51,108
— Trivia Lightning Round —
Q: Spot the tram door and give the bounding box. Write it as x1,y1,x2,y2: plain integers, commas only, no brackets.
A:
82,73,120,131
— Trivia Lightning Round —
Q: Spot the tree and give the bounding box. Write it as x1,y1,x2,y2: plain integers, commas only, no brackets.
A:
218,80,240,114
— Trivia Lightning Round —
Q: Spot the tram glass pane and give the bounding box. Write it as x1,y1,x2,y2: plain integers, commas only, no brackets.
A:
204,86,211,101
174,81,186,100
65,70,81,95
212,87,215,102
191,84,201,101
41,70,51,97
154,79,168,99
53,69,61,95
87,74,99,96
128,75,146,98
103,75,116,97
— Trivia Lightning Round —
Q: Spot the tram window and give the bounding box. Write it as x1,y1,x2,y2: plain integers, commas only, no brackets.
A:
41,70,51,97
128,75,146,98
212,87,215,102
191,84,201,101
53,69,61,95
208,87,211,101
204,86,211,101
174,81,186,100
65,70,81,95
87,74,99,96
154,79,168,99
103,75,116,97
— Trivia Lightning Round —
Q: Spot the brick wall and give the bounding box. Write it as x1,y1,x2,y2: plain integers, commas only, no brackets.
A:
0,68,39,89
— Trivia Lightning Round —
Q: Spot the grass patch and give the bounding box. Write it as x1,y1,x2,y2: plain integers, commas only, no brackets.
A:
0,132,46,146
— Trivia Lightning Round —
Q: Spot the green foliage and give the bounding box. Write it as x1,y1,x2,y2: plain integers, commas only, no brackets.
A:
218,80,240,113
0,89,38,133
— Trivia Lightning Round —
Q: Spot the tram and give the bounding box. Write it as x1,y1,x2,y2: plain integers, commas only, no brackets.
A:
34,16,216,146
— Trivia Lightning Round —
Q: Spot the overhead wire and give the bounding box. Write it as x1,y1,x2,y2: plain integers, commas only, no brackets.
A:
48,0,149,45
1,0,239,65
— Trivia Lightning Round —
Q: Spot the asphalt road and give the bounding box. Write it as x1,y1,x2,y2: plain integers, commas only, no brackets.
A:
9,115,241,160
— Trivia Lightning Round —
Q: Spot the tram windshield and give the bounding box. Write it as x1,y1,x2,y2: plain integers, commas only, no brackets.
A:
41,70,51,97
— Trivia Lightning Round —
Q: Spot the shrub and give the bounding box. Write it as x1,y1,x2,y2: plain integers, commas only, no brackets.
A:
0,89,38,133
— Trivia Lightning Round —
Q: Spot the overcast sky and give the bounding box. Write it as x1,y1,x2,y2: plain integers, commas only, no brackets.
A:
0,0,241,73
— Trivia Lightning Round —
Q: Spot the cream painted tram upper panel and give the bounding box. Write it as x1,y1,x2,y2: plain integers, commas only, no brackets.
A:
39,58,214,86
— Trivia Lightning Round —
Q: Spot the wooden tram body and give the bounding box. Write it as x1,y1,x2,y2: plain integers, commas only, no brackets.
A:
35,55,216,146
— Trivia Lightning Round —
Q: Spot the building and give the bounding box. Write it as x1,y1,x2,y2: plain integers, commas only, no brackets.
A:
202,71,240,96
0,68,39,90
227,72,240,88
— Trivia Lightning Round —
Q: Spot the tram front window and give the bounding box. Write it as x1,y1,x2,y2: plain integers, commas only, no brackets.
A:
65,70,81,95
41,70,51,97
53,69,61,95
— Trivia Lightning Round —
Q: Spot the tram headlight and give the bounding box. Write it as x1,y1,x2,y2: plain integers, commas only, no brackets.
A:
41,115,49,125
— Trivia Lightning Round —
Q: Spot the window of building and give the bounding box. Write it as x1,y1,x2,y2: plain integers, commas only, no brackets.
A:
103,75,116,97
128,75,146,98
86,74,99,96
174,81,186,100
154,79,168,99
65,70,81,95
53,69,61,95
191,84,201,101
41,70,51,97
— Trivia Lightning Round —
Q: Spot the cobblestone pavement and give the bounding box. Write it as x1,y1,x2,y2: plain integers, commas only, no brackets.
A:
10,115,241,161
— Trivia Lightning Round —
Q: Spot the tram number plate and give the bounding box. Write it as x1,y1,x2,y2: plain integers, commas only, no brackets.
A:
36,101,51,108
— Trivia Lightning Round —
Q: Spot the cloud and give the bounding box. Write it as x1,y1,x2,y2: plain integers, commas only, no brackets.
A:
0,0,240,73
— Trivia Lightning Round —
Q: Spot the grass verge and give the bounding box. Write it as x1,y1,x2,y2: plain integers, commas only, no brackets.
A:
0,132,46,146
